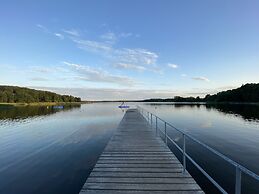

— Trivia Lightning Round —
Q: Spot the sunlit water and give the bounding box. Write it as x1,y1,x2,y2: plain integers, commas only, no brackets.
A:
0,103,258,194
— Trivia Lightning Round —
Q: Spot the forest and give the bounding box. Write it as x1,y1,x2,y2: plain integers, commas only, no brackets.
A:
204,83,259,102
144,83,259,103
0,86,81,103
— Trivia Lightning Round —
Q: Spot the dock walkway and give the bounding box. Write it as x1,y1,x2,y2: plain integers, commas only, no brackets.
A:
79,109,204,194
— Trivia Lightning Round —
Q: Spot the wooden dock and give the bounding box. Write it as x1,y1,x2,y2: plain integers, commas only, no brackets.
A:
79,109,204,194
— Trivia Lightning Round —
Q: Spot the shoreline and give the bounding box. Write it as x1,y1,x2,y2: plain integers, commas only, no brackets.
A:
0,101,258,107
0,102,88,107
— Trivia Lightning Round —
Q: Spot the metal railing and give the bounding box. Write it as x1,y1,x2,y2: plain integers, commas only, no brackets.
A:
137,106,259,194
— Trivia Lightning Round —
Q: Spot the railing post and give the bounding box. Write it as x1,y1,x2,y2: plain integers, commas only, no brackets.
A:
183,134,186,173
151,113,152,126
165,122,167,145
235,166,241,194
156,117,158,136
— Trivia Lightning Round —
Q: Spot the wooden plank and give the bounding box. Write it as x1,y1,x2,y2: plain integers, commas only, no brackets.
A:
86,177,196,184
84,182,202,190
92,167,183,173
97,160,181,164
80,191,204,194
95,163,182,168
100,156,177,160
79,109,204,193
89,172,192,178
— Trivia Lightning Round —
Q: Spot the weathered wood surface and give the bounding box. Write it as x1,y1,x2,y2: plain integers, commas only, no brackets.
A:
79,109,204,194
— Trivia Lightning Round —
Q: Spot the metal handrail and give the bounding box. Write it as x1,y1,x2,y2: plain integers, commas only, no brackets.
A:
137,106,259,194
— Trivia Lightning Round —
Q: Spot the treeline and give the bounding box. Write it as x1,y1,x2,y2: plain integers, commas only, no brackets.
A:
204,84,259,102
143,83,259,103
143,96,203,102
0,86,81,103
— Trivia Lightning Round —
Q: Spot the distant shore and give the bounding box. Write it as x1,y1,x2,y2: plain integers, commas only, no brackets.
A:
0,102,88,107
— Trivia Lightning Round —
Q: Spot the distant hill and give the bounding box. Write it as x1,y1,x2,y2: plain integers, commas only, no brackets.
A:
204,83,259,102
143,83,259,103
0,86,81,103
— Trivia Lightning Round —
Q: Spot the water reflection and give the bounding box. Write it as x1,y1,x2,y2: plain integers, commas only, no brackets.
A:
206,104,259,122
142,102,259,194
146,102,259,123
0,104,81,120
1,102,258,194
0,103,124,194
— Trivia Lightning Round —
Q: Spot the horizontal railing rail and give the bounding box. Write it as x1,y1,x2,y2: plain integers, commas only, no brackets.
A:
137,106,259,194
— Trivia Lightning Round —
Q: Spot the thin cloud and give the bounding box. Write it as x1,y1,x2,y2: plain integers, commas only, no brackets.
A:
37,27,159,73
119,32,133,38
63,61,135,86
31,77,49,81
192,76,210,82
37,24,65,40
181,74,187,77
168,63,178,69
71,38,112,53
54,33,64,40
115,48,158,66
71,37,159,70
63,29,80,37
30,66,51,73
31,86,180,100
36,24,50,33
100,32,117,44
113,63,146,71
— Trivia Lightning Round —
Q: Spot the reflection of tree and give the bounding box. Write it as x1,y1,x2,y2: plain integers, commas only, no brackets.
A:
146,103,259,122
0,104,81,120
146,103,203,109
206,104,259,122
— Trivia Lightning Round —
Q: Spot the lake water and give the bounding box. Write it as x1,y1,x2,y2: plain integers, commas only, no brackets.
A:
0,103,258,194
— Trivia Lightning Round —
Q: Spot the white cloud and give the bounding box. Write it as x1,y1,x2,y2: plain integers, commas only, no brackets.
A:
37,24,65,40
63,29,80,37
54,33,64,40
168,63,178,69
31,77,49,81
100,32,117,43
192,76,210,82
31,86,180,100
70,37,159,71
63,61,135,86
36,26,158,73
36,24,50,33
115,48,158,66
113,63,146,71
181,74,187,77
119,32,133,38
30,66,51,73
71,38,112,53
33,86,231,100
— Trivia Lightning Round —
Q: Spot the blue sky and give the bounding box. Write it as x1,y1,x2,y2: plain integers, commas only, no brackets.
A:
0,0,259,100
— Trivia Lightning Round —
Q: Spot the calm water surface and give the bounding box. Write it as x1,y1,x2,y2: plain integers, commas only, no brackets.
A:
0,103,259,194
141,103,259,194
0,103,124,194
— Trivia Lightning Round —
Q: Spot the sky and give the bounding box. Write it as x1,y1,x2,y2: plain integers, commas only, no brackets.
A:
0,0,259,100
